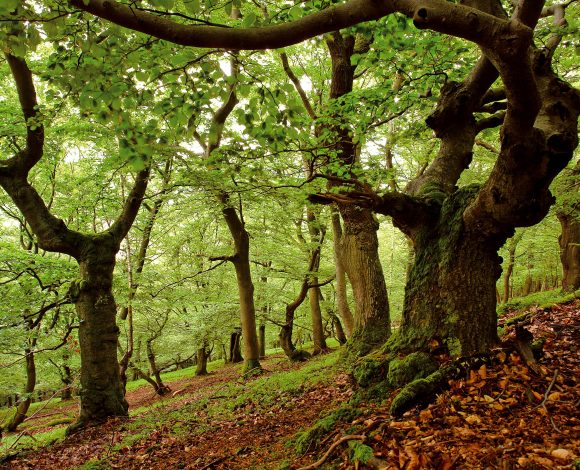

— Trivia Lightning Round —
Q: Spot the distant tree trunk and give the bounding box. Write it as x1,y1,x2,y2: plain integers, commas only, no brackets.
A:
558,213,580,292
502,232,523,303
146,338,170,395
279,278,312,362
522,274,533,296
60,353,73,400
309,284,328,354
196,345,209,376
258,323,266,358
331,209,354,337
229,329,243,363
6,340,37,432
331,311,347,345
221,201,261,373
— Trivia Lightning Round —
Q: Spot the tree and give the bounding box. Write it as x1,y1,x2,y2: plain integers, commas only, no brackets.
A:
0,51,150,428
8,0,579,414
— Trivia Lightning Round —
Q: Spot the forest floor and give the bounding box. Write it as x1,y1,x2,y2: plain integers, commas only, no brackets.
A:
0,299,578,469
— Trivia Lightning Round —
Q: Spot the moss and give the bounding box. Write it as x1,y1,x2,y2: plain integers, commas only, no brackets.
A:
390,369,446,417
350,350,390,388
348,440,374,464
242,359,262,377
292,406,361,455
445,338,462,357
387,352,438,388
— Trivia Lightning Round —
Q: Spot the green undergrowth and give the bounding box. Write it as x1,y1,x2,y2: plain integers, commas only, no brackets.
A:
114,351,341,451
290,405,362,455
0,426,66,458
497,288,579,316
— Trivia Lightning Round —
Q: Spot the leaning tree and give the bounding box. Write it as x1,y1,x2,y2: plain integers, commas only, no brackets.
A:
28,0,580,412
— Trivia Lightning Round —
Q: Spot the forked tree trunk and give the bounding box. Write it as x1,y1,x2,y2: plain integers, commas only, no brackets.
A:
558,213,580,292
229,330,243,363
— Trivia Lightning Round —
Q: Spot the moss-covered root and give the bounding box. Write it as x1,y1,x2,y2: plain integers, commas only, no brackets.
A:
389,369,447,418
292,406,362,455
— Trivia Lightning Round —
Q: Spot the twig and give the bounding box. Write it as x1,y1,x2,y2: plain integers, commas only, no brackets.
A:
200,455,227,469
297,434,366,470
538,368,559,409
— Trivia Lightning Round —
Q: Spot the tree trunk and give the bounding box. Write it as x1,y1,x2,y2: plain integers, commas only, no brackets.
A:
309,285,328,354
76,245,129,424
339,205,391,354
331,312,347,345
6,346,36,432
502,232,523,303
558,213,580,292
389,187,502,357
229,329,243,363
145,339,170,395
221,204,261,373
195,346,209,376
258,323,266,358
331,210,354,337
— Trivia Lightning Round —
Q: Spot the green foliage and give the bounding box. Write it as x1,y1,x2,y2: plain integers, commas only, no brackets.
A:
348,440,374,464
498,289,580,316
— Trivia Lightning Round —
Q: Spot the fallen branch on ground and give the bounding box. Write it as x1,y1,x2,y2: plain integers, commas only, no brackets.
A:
297,434,366,470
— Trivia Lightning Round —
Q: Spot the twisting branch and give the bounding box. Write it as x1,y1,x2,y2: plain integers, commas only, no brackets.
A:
280,52,317,120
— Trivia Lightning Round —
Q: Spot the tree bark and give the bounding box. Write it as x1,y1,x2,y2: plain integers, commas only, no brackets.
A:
145,338,170,395
502,231,523,303
195,345,209,376
258,323,266,358
6,346,36,432
229,329,243,363
330,209,354,337
557,213,580,292
222,203,261,373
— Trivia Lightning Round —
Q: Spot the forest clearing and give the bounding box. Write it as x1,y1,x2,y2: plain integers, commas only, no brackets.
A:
1,298,579,469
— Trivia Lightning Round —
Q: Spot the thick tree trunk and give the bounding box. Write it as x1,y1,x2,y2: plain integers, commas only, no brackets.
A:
390,187,502,357
6,347,36,432
339,205,391,354
558,213,580,292
76,245,128,424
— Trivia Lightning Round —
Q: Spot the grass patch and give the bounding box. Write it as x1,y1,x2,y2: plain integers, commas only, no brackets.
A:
0,426,66,458
497,289,579,316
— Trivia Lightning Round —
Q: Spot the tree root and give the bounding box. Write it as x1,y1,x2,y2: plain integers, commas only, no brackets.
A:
296,434,366,470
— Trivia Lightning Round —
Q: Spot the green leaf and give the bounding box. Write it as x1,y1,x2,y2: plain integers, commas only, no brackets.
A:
184,0,200,14
242,12,257,28
288,5,302,20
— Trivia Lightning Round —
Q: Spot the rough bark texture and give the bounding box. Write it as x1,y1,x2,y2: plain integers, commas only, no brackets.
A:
326,34,391,355
558,213,580,292
76,239,129,421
